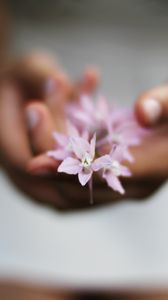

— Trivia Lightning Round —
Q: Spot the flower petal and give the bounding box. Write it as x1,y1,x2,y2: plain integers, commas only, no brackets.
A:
120,165,132,177
110,145,126,162
66,121,79,137
97,96,109,118
120,130,141,146
81,130,89,140
103,172,125,194
47,150,68,160
58,157,81,174
70,136,90,159
123,148,134,163
78,169,92,186
92,155,111,171
90,133,96,159
52,132,68,147
80,95,94,115
73,108,93,126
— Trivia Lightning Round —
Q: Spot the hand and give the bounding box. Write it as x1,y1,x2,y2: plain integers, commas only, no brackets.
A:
132,84,168,179
0,52,100,209
26,82,168,209
1,54,166,210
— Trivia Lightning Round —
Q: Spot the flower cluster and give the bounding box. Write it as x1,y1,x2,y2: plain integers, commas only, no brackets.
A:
48,95,146,201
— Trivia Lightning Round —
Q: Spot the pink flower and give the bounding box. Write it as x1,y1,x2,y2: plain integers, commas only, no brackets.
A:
93,145,131,194
67,96,146,164
58,134,96,186
48,122,89,160
66,95,110,131
48,132,71,160
97,108,146,162
107,108,144,146
47,93,148,200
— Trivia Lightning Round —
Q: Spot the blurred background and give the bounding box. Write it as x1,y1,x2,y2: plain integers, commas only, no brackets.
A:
1,0,168,299
6,0,168,102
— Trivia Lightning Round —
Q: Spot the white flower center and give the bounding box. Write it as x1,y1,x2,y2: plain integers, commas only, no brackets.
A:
81,153,92,168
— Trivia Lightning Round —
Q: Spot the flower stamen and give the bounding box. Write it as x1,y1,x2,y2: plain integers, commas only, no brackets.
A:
81,153,93,168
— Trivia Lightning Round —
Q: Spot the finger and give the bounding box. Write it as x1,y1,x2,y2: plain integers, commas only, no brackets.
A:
25,102,55,154
75,67,100,97
5,52,58,99
135,84,168,126
5,52,73,100
45,76,68,131
0,53,63,170
127,125,168,178
27,154,58,175
10,52,72,131
0,81,32,169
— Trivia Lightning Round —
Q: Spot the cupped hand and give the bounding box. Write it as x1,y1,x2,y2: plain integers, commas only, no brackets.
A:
0,53,101,209
1,54,167,210
27,82,168,209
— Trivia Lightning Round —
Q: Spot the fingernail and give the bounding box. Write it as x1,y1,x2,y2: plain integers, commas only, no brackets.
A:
45,77,57,96
26,107,40,129
142,98,162,124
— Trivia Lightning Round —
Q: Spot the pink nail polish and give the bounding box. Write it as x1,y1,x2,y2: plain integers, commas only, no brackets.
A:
26,108,40,129
142,98,162,124
45,77,57,96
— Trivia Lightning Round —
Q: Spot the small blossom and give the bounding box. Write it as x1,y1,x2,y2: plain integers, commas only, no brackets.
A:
93,145,131,194
48,122,88,160
66,95,110,131
97,108,146,162
48,131,71,160
58,134,96,186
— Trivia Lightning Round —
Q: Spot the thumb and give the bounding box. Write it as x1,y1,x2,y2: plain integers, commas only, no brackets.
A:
135,84,168,126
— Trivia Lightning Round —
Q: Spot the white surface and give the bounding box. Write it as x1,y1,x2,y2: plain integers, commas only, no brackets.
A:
1,0,168,288
0,171,168,288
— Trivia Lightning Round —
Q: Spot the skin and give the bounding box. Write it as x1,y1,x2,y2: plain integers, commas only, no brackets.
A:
0,0,167,209
0,53,103,209
0,52,167,210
